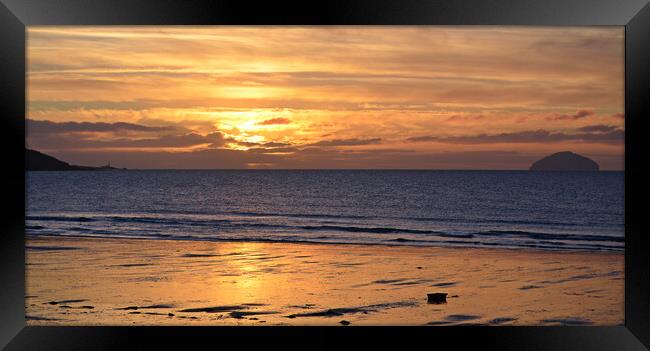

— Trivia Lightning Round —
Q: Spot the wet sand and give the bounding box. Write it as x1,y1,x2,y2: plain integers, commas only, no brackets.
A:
26,236,624,326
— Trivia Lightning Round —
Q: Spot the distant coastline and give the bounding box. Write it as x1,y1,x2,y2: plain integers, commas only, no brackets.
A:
26,149,126,171
26,149,615,172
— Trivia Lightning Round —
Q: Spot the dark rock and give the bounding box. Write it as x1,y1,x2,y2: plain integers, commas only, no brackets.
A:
339,320,351,326
168,313,175,317
427,293,448,304
529,151,599,171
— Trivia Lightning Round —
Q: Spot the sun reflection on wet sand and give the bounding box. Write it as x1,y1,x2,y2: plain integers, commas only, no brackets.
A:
26,236,624,326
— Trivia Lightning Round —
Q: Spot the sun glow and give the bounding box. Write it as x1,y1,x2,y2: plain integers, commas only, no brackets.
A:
27,26,624,169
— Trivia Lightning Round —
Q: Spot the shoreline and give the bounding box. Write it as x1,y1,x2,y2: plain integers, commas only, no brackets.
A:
26,234,624,254
26,235,624,326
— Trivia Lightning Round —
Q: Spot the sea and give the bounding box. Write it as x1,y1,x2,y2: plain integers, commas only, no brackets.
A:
26,170,625,252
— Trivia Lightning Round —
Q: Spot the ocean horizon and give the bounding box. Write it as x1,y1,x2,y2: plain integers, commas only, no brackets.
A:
26,170,624,252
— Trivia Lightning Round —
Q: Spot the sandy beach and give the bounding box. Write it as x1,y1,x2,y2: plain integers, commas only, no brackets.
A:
25,236,624,326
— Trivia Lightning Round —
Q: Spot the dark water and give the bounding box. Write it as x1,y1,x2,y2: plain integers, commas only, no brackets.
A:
26,170,624,251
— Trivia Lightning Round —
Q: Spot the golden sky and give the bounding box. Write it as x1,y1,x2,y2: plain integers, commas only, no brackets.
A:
27,26,624,169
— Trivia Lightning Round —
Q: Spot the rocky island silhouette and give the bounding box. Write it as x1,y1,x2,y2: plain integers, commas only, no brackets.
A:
529,151,600,171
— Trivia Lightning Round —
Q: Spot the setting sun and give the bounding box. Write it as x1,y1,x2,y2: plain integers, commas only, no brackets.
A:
27,26,623,170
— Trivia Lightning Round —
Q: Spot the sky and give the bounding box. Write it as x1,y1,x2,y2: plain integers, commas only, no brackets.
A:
27,26,624,169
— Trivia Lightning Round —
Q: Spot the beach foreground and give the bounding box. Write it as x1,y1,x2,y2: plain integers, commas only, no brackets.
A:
26,236,623,326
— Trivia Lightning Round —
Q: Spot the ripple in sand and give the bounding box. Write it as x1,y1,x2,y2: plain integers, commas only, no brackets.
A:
488,317,518,325
425,321,453,326
181,253,222,258
285,301,417,318
178,305,253,313
128,276,169,282
287,304,317,309
113,263,152,267
392,279,433,286
229,311,278,319
26,315,62,321
364,278,434,287
519,285,544,290
541,317,593,326
425,314,481,325
47,299,88,305
116,304,175,310
59,305,94,309
27,246,81,251
445,314,482,322
430,282,458,287
372,279,406,284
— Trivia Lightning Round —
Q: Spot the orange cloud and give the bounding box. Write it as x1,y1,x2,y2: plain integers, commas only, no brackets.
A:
258,117,292,125
26,26,625,169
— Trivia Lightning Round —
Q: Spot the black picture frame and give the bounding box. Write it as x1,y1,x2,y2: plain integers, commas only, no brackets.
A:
1,0,649,350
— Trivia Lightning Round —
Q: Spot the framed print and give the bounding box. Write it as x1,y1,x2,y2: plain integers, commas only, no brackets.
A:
1,0,649,350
